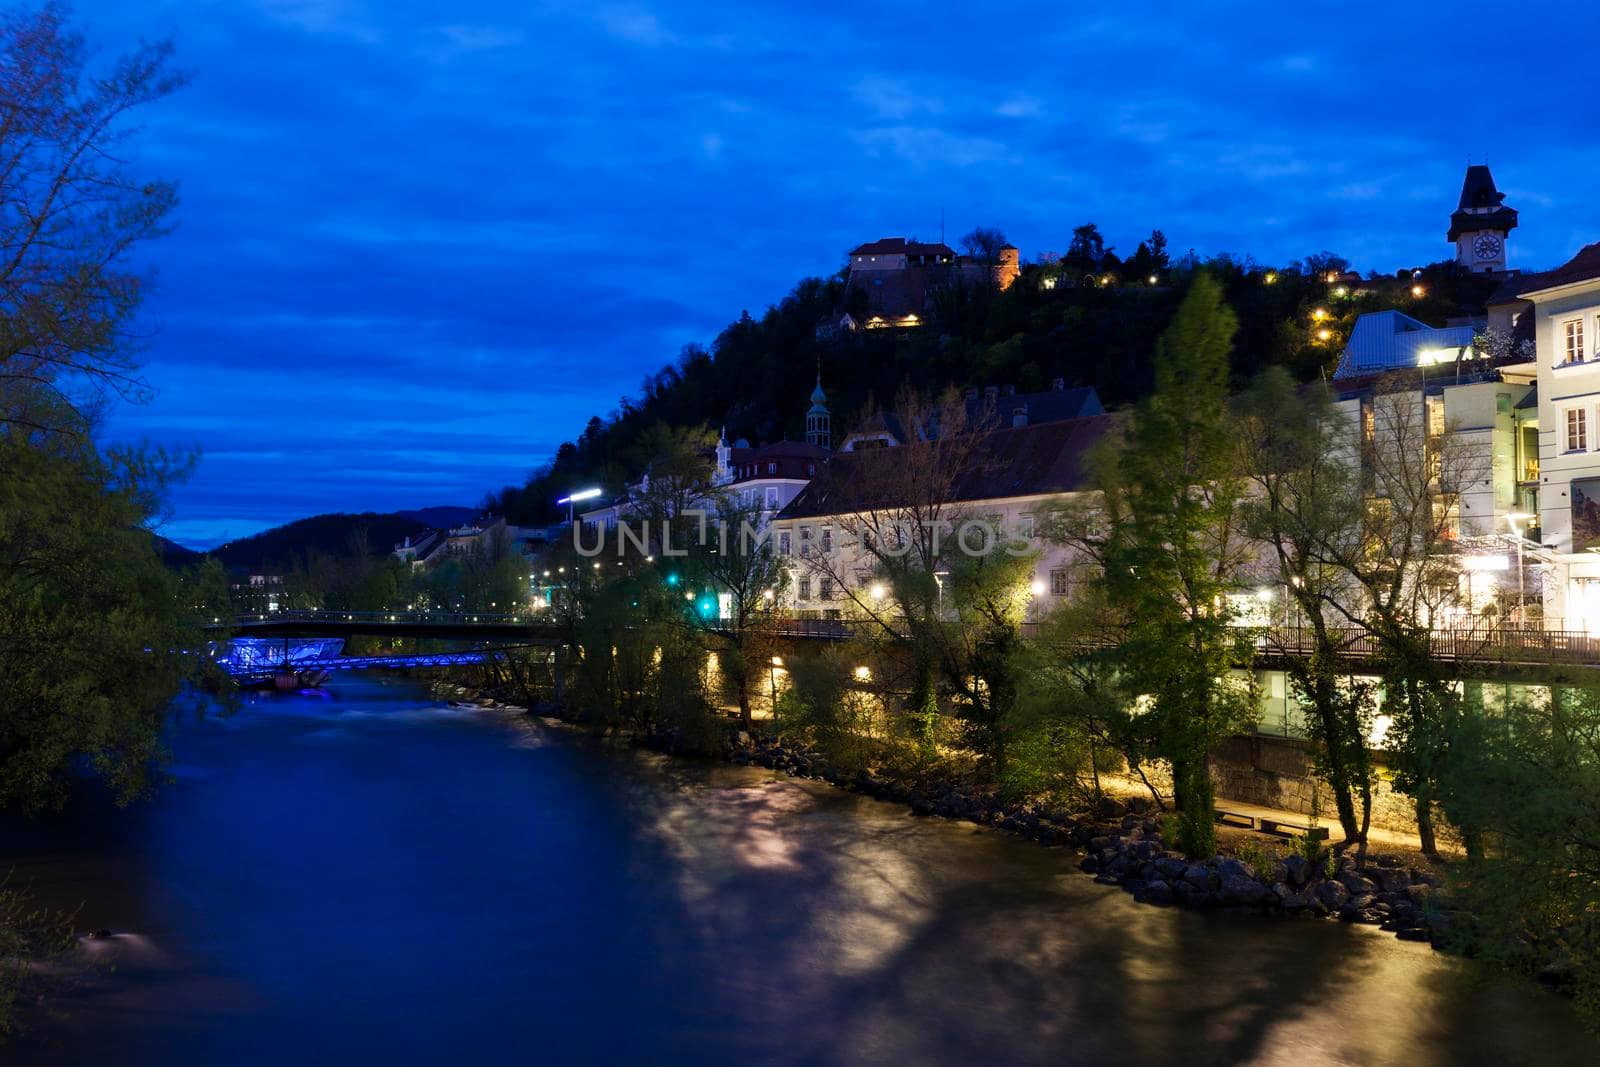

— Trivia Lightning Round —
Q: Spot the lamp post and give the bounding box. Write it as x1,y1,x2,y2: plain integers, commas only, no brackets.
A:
1507,511,1535,628
556,487,602,525
933,570,950,616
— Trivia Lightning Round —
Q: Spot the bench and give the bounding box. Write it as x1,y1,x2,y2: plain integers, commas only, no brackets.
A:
1259,818,1330,842
1214,808,1256,830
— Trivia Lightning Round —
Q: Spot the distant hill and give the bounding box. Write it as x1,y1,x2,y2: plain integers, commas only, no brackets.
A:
153,534,204,569
396,505,478,528
209,509,469,571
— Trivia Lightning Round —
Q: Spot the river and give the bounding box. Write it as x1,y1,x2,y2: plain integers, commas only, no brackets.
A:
1,675,1593,1065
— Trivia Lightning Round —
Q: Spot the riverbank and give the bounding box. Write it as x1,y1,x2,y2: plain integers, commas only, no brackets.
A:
452,679,1575,1002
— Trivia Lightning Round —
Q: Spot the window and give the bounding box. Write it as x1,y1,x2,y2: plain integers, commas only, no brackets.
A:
778,530,791,556
1017,515,1036,541
765,487,778,509
1563,319,1586,365
1425,395,1445,440
799,527,812,557
767,462,777,475
1050,567,1071,596
798,577,812,600
1568,407,1588,452
820,577,834,600
820,526,832,553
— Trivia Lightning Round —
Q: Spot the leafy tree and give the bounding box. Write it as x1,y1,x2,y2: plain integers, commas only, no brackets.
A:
0,436,225,811
1076,273,1255,856
1065,223,1111,272
1238,367,1378,857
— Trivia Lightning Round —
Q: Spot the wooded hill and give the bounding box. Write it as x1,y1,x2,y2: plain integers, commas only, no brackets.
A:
491,230,1508,525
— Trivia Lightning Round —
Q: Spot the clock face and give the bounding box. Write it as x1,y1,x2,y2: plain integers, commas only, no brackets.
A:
1473,233,1503,259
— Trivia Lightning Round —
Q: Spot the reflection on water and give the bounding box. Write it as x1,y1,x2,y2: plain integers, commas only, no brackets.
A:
1,676,1592,1066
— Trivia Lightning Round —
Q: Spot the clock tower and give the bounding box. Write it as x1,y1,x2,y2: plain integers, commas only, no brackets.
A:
1447,164,1517,273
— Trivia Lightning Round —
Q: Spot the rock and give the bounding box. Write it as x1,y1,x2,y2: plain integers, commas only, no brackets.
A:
1313,880,1349,911
1182,864,1213,890
1396,927,1430,942
1279,855,1310,886
1219,874,1271,906
1375,867,1412,894
1079,855,1100,873
1216,857,1256,882
1338,870,1378,896
1126,795,1151,814
1405,883,1435,907
1174,881,1212,908
1141,880,1175,907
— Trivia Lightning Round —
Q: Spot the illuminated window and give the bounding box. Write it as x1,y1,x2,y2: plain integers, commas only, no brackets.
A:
1564,319,1586,365
778,530,791,555
1050,567,1070,596
798,576,812,600
1426,395,1445,439
820,526,832,553
799,527,812,557
820,577,834,600
1568,407,1588,452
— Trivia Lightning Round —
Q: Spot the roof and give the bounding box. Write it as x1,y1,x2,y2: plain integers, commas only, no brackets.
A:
1447,164,1518,242
776,413,1119,520
1333,310,1478,380
848,237,956,257
1504,241,1600,300
1457,165,1506,211
965,385,1104,426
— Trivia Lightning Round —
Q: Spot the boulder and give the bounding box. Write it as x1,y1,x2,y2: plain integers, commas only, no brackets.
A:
1313,880,1349,911
1338,870,1378,896
1219,874,1271,906
1079,855,1101,873
1396,927,1430,942
1182,864,1213,891
1278,855,1311,886
1141,880,1176,907
1215,857,1257,882
1174,881,1212,908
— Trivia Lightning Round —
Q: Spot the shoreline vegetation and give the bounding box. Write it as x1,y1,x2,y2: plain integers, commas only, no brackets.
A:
448,675,1588,1018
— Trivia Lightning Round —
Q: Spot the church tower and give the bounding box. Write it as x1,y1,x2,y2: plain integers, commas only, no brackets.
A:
805,376,831,450
1448,164,1517,273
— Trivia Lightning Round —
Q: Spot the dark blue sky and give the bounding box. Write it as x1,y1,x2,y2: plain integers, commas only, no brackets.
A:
91,1,1600,547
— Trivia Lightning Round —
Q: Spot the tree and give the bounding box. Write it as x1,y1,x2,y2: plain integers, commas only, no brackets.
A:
959,226,1009,264
1078,273,1255,857
0,435,225,811
1065,223,1110,273
683,495,788,730
0,6,186,440
1238,367,1378,857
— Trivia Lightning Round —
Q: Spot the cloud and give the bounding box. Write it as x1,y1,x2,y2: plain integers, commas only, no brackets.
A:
995,95,1041,119
851,77,943,120
851,126,1009,168
597,6,675,47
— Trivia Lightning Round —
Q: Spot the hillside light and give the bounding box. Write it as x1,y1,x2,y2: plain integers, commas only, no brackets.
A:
869,582,886,600
763,588,775,601
1333,285,1348,297
666,572,679,586
1147,274,1158,285
1317,328,1333,342
1411,284,1426,298
1029,578,1046,597
854,665,872,681
1264,271,1278,285
1312,307,1330,322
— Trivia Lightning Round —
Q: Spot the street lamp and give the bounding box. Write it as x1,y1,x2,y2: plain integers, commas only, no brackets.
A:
933,570,950,615
1507,511,1536,628
556,487,602,524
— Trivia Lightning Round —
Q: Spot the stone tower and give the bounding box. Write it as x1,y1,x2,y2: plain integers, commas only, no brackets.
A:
1448,164,1517,274
805,375,831,450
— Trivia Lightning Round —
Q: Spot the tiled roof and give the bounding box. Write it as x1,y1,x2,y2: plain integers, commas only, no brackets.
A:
848,237,956,257
776,413,1119,520
1512,242,1600,298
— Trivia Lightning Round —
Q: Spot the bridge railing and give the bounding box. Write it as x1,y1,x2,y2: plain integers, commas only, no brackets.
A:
233,610,535,626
